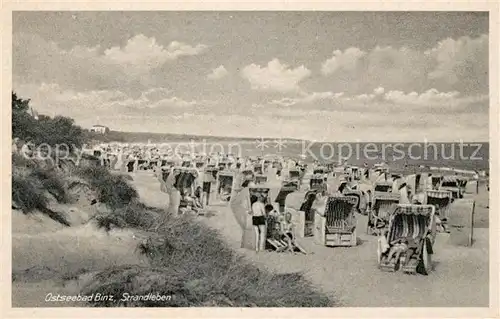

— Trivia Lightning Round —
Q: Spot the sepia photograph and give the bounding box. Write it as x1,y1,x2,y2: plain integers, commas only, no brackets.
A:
5,6,497,313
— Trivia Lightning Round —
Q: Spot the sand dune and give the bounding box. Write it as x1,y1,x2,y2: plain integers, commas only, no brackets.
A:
12,209,149,307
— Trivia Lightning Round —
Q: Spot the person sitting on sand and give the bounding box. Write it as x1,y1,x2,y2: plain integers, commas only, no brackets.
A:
264,204,282,241
280,212,296,253
220,184,232,201
193,186,203,210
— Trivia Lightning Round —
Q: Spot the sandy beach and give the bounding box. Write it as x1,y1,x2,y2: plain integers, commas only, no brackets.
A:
132,171,490,307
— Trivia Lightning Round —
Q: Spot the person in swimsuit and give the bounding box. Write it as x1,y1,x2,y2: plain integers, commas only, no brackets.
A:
280,212,295,252
387,238,409,264
250,194,267,252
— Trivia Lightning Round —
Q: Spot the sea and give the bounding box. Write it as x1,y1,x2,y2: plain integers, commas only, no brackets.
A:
148,141,489,171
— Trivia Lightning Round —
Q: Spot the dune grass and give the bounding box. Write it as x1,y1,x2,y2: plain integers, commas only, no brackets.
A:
75,165,138,210
12,154,71,226
78,172,333,307
82,211,333,307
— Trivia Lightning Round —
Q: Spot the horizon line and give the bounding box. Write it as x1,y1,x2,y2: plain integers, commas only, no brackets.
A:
100,129,490,144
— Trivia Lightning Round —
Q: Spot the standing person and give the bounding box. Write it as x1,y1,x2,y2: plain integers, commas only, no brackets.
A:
366,189,373,212
398,182,410,204
276,160,283,178
250,194,267,252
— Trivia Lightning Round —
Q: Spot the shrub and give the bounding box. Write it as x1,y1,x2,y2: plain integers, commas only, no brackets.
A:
29,166,69,203
12,172,48,213
12,92,87,151
94,200,159,231
75,166,138,210
12,167,70,226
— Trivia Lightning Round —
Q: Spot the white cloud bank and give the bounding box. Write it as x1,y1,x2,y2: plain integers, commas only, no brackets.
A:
321,47,366,75
207,65,229,80
240,59,311,93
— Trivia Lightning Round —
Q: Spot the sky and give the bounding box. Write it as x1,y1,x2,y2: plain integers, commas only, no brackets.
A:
12,11,489,142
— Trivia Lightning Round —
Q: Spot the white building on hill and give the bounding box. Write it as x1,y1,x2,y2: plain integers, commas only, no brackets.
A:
90,125,109,134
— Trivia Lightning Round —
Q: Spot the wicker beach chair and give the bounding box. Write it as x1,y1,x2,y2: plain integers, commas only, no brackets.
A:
378,204,436,275
255,174,268,185
373,181,393,193
367,192,401,235
217,170,235,202
439,175,462,199
424,189,453,223
314,194,358,247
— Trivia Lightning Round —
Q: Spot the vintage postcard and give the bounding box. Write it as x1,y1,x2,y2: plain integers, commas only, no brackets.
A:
2,1,498,318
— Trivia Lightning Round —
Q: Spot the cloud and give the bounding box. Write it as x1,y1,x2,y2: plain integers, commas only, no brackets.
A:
13,32,208,93
14,82,208,118
140,87,172,101
262,86,487,117
355,93,376,101
374,87,385,95
12,29,488,142
104,35,208,74
321,47,366,75
385,88,458,105
270,91,343,106
316,34,488,96
251,103,266,108
384,89,489,117
241,59,311,93
426,35,488,94
207,65,229,80
15,82,487,142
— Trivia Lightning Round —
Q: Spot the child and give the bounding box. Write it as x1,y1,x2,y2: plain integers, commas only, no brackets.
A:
193,186,203,210
265,204,278,217
280,212,296,253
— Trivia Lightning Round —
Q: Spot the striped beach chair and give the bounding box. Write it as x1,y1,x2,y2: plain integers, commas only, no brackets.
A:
255,174,268,185
373,181,392,193
310,173,326,191
217,170,235,202
314,194,358,247
425,189,453,222
378,204,436,275
367,192,401,235
439,175,462,199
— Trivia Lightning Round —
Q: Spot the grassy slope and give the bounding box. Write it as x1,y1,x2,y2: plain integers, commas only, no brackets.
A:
11,157,333,307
